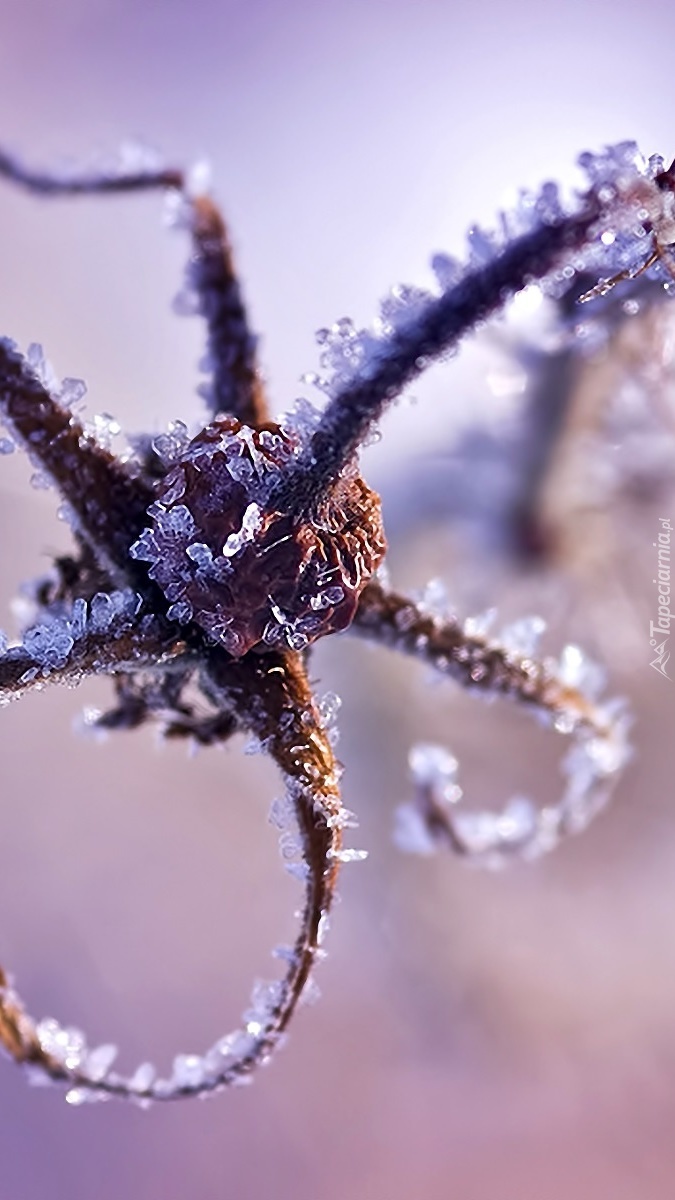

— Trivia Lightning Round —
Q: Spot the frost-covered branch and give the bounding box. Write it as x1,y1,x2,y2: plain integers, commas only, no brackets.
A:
0,648,354,1103
0,145,182,194
0,339,153,579
273,207,601,513
274,143,675,514
0,595,180,704
0,147,267,428
352,582,632,865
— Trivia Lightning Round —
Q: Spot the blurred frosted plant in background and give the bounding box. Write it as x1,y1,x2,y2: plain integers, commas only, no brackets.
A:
388,251,675,662
0,138,668,1104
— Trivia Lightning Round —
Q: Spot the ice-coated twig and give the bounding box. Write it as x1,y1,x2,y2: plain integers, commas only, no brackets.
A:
0,339,154,580
351,582,632,866
182,193,268,426
0,148,267,429
273,143,675,514
0,648,347,1103
0,145,182,194
270,204,599,514
0,597,181,705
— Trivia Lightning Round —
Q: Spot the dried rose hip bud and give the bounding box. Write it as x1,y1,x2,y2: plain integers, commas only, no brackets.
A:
131,417,386,656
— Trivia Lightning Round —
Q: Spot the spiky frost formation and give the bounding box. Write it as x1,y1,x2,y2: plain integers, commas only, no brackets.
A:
131,417,386,655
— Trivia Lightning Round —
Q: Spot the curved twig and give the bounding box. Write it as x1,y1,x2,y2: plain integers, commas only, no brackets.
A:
351,582,632,865
0,648,352,1103
0,147,268,429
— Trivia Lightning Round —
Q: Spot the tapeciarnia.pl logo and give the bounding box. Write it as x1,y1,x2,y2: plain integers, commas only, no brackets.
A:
650,517,672,680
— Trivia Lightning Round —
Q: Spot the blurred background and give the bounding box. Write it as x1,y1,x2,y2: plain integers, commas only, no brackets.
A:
1,1,674,1197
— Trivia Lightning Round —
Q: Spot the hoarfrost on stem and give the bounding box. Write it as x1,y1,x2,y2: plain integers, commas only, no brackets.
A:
0,136,654,1104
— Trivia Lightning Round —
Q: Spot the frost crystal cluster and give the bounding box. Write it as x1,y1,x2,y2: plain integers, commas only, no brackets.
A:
0,137,662,1104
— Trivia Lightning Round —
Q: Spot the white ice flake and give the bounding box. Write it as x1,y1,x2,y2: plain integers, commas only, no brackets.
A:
499,616,547,658
58,376,87,409
23,622,74,668
393,804,438,856
65,1087,102,1106
328,847,368,864
152,420,190,465
463,608,498,639
171,1054,208,1090
85,1043,118,1082
127,1062,156,1094
36,1018,87,1069
556,644,606,700
409,743,460,794
222,502,263,557
91,412,121,450
317,690,342,727
88,593,116,633
26,342,59,392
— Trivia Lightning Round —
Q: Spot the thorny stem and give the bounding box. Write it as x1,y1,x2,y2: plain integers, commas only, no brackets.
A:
0,648,344,1101
0,149,267,429
269,195,604,515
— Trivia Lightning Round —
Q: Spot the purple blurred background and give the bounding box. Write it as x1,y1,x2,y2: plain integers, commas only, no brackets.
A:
1,2,675,1198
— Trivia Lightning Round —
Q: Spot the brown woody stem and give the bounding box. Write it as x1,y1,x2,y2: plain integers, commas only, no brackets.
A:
0,340,153,582
350,582,631,864
0,648,346,1101
270,196,604,516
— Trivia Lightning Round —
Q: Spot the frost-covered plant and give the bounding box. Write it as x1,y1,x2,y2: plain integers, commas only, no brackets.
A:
0,140,659,1104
